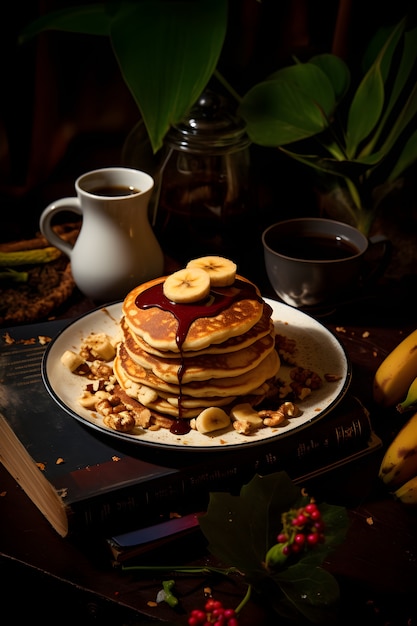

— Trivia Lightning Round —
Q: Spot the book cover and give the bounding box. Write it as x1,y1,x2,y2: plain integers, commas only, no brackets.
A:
0,319,380,539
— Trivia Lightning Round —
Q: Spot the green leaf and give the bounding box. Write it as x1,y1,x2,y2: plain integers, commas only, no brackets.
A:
345,64,385,159
239,64,337,146
110,0,227,152
273,565,341,623
309,54,350,102
388,127,417,182
19,3,114,39
346,19,405,158
199,472,302,578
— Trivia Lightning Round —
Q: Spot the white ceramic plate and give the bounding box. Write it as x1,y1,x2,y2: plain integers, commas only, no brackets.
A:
42,299,351,451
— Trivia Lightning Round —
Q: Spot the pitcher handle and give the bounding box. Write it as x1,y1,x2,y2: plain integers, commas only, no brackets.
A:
40,198,82,258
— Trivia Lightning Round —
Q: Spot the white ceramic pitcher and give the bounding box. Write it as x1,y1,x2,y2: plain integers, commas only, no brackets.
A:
40,167,164,302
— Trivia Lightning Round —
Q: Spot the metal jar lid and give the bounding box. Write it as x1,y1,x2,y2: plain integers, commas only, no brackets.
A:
164,90,251,155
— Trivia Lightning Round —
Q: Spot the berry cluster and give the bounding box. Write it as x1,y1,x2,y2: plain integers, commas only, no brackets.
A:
277,502,325,556
188,598,239,626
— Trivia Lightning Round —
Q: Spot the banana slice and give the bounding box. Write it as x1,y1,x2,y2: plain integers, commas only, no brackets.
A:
230,402,264,428
61,350,85,372
195,406,231,434
186,256,237,287
82,332,116,361
163,268,210,303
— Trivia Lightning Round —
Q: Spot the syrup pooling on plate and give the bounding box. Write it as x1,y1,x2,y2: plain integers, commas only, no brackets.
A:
135,278,263,430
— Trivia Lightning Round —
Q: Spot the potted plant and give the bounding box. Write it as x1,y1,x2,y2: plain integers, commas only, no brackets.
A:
237,16,417,235
20,3,417,236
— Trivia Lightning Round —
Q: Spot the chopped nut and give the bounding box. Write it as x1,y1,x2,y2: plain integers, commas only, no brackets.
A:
103,411,136,432
280,401,300,417
258,408,286,427
232,419,258,435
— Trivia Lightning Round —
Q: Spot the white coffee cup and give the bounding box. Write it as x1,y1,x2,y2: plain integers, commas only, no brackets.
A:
40,167,164,302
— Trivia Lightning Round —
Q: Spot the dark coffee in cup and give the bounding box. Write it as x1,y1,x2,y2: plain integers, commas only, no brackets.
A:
89,185,140,197
262,218,390,308
269,233,361,261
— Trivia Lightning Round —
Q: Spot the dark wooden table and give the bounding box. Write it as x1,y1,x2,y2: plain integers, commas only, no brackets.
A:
1,271,417,625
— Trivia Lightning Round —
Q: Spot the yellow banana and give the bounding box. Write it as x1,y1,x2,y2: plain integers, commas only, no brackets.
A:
378,411,417,487
397,376,417,413
373,328,417,407
394,474,417,505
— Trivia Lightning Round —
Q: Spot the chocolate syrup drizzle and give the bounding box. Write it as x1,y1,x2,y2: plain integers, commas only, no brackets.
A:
135,279,262,434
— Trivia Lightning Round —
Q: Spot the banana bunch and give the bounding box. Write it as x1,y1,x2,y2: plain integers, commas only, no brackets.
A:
375,329,417,505
379,411,417,505
373,328,417,410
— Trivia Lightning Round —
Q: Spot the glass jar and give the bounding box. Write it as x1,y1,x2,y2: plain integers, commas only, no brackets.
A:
151,90,253,266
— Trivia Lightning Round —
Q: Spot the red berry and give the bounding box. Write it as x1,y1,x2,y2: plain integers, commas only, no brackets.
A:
277,532,288,543
224,609,236,619
227,619,239,626
206,599,222,612
282,544,291,555
294,533,305,545
307,532,320,545
296,513,307,526
310,509,321,521
305,503,318,514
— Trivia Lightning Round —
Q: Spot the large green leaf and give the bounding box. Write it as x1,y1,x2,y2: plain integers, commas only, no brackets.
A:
110,0,227,152
388,127,417,182
239,64,337,146
346,19,404,159
371,24,417,141
309,54,350,102
19,1,228,153
198,472,301,579
19,3,114,39
345,64,385,159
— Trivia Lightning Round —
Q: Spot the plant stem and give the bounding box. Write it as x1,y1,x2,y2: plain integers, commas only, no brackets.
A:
213,69,242,104
122,564,241,576
235,583,252,615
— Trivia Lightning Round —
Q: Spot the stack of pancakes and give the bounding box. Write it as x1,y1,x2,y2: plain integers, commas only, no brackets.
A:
113,275,280,422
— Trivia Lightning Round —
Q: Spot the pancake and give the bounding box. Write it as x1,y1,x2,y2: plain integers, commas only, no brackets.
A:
122,323,276,384
122,275,265,352
120,305,274,358
114,343,280,399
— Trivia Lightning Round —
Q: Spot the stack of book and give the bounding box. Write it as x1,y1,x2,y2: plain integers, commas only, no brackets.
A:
0,318,381,549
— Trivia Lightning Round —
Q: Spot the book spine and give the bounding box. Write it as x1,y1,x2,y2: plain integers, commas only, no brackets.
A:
68,404,372,535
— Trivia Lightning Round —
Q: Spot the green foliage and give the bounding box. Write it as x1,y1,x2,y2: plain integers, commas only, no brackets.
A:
198,472,348,623
19,0,227,153
19,4,416,232
238,18,417,232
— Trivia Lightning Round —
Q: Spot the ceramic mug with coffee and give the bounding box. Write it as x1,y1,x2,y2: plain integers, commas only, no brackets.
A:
262,218,390,308
40,167,164,302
